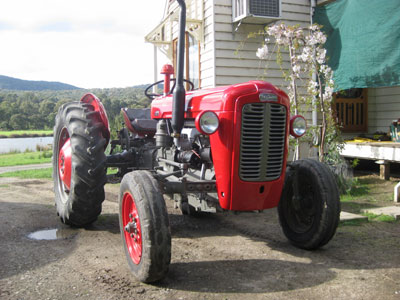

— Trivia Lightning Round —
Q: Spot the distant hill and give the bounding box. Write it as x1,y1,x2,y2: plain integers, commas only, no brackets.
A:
130,84,149,89
0,75,80,91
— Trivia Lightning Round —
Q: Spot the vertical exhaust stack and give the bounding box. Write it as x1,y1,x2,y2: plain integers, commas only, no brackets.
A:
172,0,186,142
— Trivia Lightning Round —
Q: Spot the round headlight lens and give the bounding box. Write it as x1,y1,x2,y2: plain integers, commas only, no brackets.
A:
197,111,219,135
291,116,306,138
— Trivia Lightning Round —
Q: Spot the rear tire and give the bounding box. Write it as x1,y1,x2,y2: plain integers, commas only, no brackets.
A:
278,159,341,250
53,102,107,227
119,171,171,283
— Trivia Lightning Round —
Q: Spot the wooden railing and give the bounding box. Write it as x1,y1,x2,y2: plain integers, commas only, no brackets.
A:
334,90,368,132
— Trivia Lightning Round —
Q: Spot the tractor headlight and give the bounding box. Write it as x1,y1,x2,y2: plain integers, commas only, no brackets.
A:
290,115,306,138
195,111,219,135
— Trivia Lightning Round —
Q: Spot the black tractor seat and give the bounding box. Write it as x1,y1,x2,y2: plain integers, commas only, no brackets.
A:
122,108,157,136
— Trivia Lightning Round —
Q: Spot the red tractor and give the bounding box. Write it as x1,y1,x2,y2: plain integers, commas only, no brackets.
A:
53,0,340,283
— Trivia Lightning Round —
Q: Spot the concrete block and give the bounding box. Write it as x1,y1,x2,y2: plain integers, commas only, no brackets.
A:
340,211,368,222
361,206,400,220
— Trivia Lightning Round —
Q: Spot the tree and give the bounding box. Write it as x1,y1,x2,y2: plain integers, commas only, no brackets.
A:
9,113,28,130
0,86,149,132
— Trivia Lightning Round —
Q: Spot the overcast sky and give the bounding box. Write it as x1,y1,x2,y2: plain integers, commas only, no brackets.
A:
0,0,167,88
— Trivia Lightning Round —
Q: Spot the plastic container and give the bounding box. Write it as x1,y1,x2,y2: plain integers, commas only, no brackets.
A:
390,121,400,142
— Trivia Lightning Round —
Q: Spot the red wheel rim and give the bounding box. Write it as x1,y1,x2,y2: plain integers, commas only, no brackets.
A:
122,192,142,264
57,128,72,195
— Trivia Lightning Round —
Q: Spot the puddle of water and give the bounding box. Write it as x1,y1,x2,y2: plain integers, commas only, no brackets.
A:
27,228,77,240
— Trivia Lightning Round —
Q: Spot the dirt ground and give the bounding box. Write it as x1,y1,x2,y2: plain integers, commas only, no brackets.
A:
0,177,400,300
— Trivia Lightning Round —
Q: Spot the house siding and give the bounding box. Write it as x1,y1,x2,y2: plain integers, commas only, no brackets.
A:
150,0,400,159
201,0,216,88
211,0,311,89
368,86,400,134
161,0,312,90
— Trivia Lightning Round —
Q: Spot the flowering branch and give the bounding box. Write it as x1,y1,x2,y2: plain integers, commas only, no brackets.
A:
256,23,341,163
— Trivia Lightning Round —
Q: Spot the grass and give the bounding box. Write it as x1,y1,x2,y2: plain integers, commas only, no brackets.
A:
340,176,394,210
340,219,367,226
0,151,52,167
0,167,53,179
107,167,119,175
0,130,53,138
340,178,370,202
0,167,118,184
339,174,399,225
362,212,396,223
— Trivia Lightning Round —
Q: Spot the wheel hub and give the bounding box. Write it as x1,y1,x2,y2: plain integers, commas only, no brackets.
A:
58,138,72,189
122,192,142,264
124,220,138,234
288,185,316,233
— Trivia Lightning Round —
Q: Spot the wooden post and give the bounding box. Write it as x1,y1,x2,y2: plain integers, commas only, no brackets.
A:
376,160,390,180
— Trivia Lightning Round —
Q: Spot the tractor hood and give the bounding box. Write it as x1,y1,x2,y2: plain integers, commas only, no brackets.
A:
151,81,288,119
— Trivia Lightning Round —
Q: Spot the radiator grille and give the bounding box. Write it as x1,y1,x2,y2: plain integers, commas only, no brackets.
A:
239,103,286,181
249,0,280,18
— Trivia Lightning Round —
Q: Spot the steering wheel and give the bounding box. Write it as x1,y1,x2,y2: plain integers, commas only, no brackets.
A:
145,79,195,100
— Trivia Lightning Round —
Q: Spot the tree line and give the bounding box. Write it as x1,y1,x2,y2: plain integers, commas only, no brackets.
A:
0,87,151,135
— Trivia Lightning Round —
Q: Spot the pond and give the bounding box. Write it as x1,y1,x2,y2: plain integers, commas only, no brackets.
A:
0,137,53,154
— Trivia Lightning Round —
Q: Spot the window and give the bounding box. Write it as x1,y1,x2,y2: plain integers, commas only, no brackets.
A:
173,32,200,90
188,34,199,89
334,88,368,132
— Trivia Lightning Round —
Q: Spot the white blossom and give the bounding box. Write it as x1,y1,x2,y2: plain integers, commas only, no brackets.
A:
323,85,334,100
316,48,326,64
299,46,312,62
256,44,269,59
266,25,279,36
320,64,331,74
261,23,334,102
292,64,301,77
308,80,319,95
259,23,337,162
285,28,294,38
315,31,327,44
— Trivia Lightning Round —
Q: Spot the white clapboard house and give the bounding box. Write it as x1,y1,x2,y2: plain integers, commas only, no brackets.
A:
145,0,400,174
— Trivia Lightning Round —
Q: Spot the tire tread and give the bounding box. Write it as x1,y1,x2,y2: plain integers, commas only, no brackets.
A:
119,171,171,283
53,102,107,227
278,159,341,250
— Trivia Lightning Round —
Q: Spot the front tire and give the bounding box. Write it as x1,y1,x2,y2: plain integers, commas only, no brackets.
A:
53,102,107,227
119,171,171,283
278,159,341,250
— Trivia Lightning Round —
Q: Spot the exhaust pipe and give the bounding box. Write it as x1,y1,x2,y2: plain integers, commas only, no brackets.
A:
172,0,186,140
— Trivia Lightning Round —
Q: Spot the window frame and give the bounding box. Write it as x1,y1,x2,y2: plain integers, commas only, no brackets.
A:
172,32,201,90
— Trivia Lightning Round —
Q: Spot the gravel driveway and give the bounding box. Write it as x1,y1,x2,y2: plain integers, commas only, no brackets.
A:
0,177,399,300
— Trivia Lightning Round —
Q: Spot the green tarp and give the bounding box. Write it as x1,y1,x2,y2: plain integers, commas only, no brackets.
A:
313,0,400,91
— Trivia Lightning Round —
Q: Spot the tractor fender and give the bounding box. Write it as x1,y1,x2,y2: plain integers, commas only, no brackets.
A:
80,93,110,146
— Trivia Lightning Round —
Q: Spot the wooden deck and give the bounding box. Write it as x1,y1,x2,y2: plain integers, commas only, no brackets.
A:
341,141,400,180
341,141,400,162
